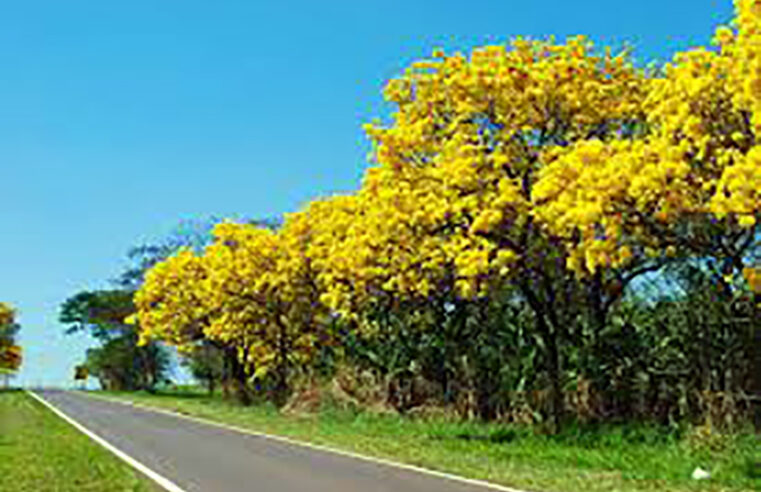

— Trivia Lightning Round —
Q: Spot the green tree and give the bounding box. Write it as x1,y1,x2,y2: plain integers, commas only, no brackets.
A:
60,290,170,391
180,340,224,395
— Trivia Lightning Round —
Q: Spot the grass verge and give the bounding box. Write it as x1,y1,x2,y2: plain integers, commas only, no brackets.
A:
94,388,761,492
0,389,159,492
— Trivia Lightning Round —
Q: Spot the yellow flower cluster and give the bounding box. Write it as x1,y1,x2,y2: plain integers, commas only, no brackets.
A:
711,147,761,226
744,266,761,293
534,0,760,274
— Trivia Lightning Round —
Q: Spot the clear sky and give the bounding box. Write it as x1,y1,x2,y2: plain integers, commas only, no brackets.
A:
1,0,734,387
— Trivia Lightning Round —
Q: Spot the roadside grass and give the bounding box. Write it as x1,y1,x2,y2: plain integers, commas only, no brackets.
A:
0,389,159,492
96,389,761,492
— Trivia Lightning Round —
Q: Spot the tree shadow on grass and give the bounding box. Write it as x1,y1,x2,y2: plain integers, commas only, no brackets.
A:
150,391,209,400
428,427,526,444
428,421,683,448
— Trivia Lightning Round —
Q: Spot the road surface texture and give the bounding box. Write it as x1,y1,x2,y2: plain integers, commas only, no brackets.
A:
34,390,521,492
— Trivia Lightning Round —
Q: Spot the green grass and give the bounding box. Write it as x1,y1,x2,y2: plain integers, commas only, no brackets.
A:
96,388,761,492
0,389,159,492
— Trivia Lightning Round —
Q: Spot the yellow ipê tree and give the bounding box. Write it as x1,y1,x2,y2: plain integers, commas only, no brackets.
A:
0,302,23,387
318,34,658,425
133,217,330,405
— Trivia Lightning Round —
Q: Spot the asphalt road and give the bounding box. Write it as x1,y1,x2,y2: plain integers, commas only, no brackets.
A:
33,390,518,492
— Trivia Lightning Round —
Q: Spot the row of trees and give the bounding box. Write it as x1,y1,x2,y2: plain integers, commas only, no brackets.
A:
0,302,23,386
122,0,760,431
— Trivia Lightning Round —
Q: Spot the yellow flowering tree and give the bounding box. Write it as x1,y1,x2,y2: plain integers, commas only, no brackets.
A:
133,237,258,402
320,35,655,425
134,218,330,405
0,303,22,384
203,219,328,403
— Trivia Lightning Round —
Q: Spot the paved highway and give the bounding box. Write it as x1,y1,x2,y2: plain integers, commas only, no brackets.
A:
33,390,523,492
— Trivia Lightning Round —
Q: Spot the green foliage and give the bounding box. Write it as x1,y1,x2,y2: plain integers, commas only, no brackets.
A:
60,289,171,391
83,331,171,391
60,290,135,339
180,341,224,395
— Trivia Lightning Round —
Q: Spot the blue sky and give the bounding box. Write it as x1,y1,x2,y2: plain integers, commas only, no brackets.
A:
1,0,734,387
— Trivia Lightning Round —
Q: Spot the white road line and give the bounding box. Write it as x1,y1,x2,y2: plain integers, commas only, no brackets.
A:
80,391,533,492
26,390,188,492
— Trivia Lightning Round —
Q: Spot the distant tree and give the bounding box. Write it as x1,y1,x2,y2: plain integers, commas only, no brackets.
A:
80,335,170,391
60,290,170,391
0,303,22,387
181,340,224,395
73,364,89,389
60,290,134,340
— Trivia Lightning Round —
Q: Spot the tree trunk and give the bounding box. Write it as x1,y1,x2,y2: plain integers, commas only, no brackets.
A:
224,347,251,405
751,311,761,433
519,279,564,433
544,318,563,433
748,293,761,479
221,349,232,399
233,359,251,405
274,319,290,407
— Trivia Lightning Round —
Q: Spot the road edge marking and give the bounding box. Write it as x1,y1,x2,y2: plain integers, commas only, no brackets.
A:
26,390,188,492
79,391,533,492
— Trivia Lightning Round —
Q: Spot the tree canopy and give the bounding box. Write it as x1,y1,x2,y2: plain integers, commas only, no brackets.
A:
0,302,22,374
130,0,760,429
